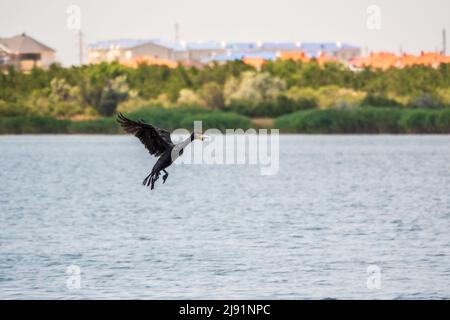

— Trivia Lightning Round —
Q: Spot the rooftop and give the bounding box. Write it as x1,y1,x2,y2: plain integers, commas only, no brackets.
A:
0,33,55,54
88,39,150,50
351,51,450,69
89,39,359,54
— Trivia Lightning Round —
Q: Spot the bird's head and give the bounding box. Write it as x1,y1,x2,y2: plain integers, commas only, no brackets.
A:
192,132,208,141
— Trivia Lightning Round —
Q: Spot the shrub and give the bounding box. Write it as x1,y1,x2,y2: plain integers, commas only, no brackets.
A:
407,93,443,109
125,106,251,132
0,100,28,117
176,89,206,107
181,112,252,131
435,108,450,133
0,116,69,134
67,118,119,134
199,82,225,109
224,71,286,104
399,109,439,133
273,108,448,134
436,88,450,107
316,86,366,109
285,87,319,110
361,94,401,107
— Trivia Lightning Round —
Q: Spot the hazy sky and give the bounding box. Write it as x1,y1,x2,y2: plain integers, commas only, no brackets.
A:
1,0,449,65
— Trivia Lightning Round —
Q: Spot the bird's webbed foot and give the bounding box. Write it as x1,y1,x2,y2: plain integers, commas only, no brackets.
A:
162,170,169,184
149,171,160,190
142,173,152,186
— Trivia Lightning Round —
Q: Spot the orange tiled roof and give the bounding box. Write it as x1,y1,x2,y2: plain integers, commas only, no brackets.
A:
242,56,266,69
352,51,450,69
120,55,178,68
279,51,311,62
314,52,337,65
414,52,446,67
279,51,338,65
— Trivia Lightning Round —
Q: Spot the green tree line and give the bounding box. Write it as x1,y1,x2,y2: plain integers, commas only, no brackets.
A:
0,60,449,133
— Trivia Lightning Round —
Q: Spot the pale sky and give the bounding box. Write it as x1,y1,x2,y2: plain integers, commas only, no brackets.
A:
1,0,449,66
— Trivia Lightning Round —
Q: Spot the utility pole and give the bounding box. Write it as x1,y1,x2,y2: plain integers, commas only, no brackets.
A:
442,29,447,55
78,30,84,65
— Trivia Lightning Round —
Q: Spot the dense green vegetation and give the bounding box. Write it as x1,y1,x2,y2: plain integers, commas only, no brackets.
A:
275,108,450,134
0,60,449,133
0,107,252,134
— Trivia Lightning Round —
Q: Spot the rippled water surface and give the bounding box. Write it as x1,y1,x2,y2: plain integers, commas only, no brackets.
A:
0,135,449,299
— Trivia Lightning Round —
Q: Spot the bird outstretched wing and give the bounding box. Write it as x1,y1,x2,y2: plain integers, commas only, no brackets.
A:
117,113,174,157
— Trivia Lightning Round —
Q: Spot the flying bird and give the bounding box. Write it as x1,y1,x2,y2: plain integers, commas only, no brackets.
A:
117,113,207,190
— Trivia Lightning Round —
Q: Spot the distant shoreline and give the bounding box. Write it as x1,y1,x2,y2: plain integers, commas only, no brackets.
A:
0,108,450,135
1,107,449,134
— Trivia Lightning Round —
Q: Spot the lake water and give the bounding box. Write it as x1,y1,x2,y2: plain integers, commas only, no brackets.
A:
0,135,449,299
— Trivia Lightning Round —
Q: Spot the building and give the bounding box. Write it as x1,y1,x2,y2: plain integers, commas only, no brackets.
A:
87,38,361,68
203,51,278,67
0,33,55,72
298,42,360,61
120,56,178,69
88,39,230,65
351,51,450,70
87,39,190,64
203,41,360,66
88,39,189,66
185,41,227,62
0,43,12,67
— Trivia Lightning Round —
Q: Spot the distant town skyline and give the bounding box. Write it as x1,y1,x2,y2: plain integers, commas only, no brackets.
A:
1,0,449,66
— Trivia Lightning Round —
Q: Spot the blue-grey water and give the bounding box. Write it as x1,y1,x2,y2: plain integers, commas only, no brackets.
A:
0,135,449,299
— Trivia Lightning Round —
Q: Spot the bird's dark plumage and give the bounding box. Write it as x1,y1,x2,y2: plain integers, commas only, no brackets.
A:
117,113,203,190
117,112,174,157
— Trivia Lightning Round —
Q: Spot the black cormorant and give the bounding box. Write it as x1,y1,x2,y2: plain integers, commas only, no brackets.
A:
117,113,206,190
